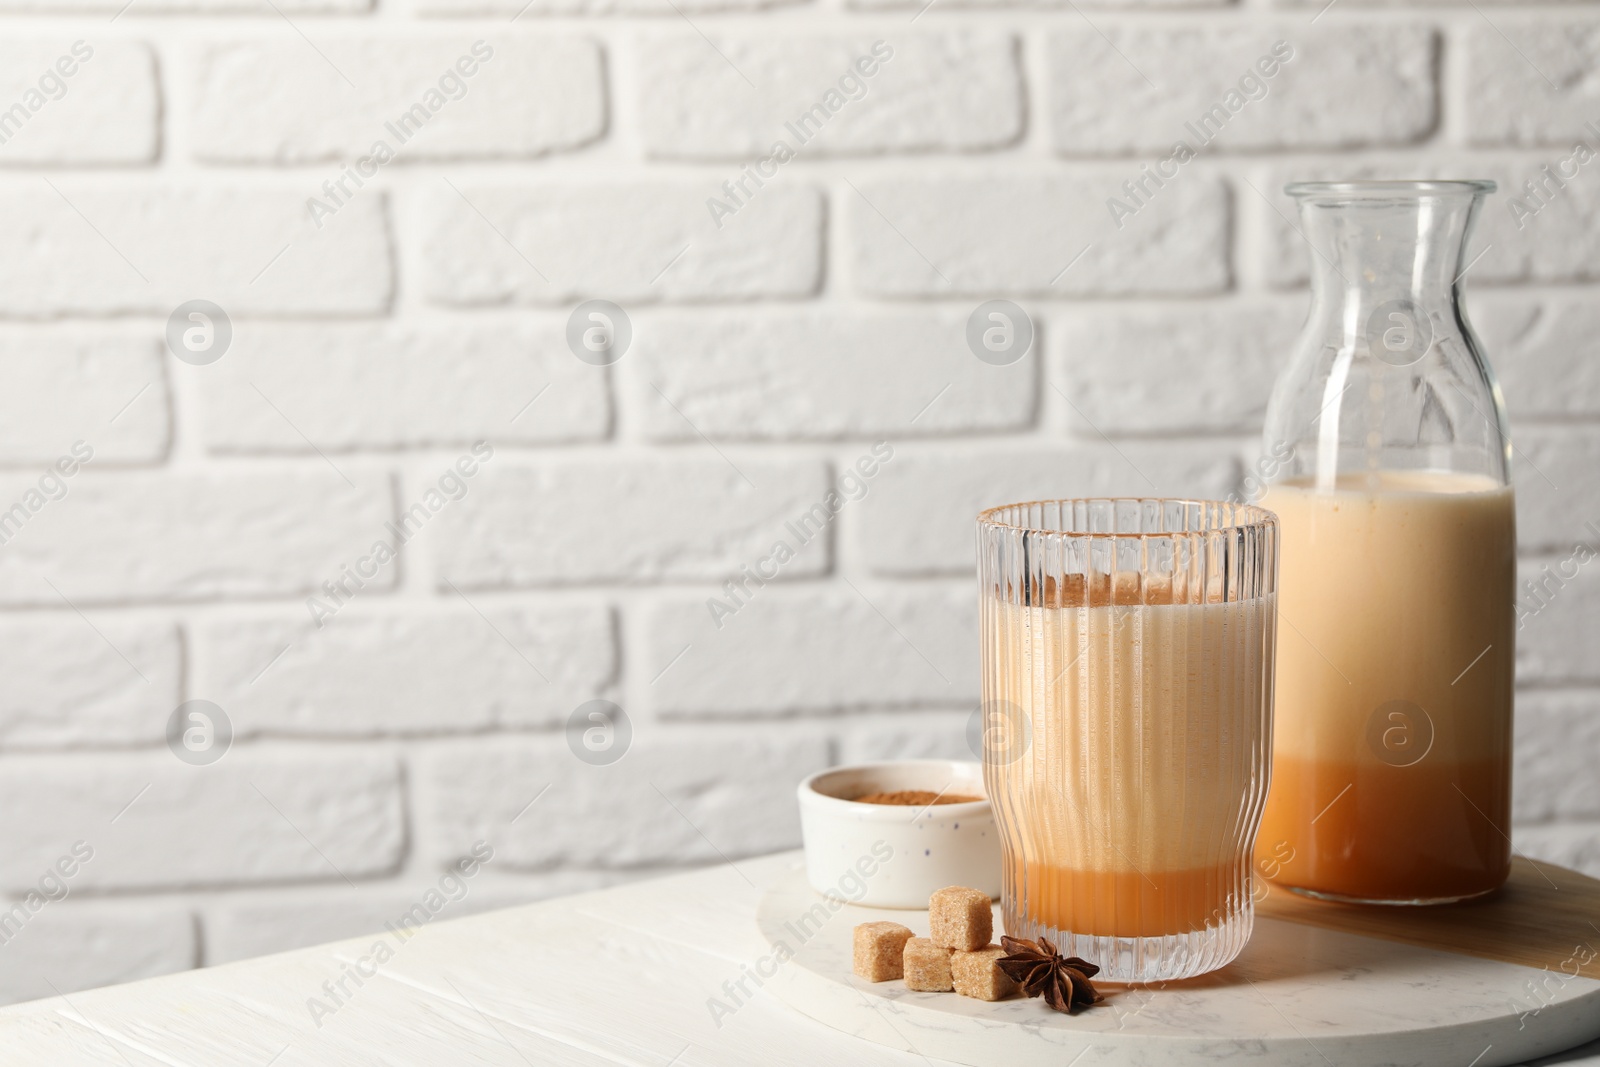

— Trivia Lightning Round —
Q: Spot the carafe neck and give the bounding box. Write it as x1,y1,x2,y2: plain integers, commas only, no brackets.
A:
1299,191,1480,334
1263,181,1511,492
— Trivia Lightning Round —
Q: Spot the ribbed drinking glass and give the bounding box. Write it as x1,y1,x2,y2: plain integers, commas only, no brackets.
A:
977,499,1278,982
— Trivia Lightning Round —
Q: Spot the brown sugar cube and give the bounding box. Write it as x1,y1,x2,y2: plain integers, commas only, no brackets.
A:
903,937,954,992
853,922,914,982
951,945,1021,1002
929,886,992,951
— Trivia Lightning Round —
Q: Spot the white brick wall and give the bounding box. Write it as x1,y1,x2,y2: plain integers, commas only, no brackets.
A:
0,471,393,604
645,583,979,716
419,183,824,304
845,172,1231,295
0,750,404,889
200,322,611,450
0,190,395,317
0,334,169,463
419,730,829,868
627,311,1035,438
0,40,158,164
0,621,181,747
190,35,606,163
196,604,618,733
1,0,1597,1007
637,33,1023,156
1047,27,1437,153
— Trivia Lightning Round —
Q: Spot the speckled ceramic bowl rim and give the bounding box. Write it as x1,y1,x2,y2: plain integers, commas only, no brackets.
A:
799,760,991,819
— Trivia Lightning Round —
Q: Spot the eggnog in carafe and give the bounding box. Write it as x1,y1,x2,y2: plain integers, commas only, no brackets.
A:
1257,180,1515,904
1257,472,1515,902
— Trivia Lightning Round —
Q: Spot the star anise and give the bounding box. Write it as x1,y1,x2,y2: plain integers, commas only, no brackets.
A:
996,935,1103,1013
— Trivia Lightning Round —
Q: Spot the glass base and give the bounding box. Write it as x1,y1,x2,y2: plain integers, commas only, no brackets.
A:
1003,905,1252,983
1281,883,1499,907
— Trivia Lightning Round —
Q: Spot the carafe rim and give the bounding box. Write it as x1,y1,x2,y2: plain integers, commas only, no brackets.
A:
1285,179,1497,200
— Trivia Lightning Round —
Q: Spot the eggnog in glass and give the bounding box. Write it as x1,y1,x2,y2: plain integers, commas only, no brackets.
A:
1256,180,1515,904
977,499,1278,982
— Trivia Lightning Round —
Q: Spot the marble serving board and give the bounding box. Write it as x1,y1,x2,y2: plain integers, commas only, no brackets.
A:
756,863,1600,1067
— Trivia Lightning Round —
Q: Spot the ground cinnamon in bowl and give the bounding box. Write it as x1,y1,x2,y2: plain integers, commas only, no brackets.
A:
798,760,1000,905
853,790,983,806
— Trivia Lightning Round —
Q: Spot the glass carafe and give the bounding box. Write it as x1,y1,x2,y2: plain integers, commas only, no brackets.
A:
1255,180,1515,905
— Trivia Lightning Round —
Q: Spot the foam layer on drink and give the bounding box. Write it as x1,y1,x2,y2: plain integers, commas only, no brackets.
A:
1257,471,1515,901
984,588,1273,937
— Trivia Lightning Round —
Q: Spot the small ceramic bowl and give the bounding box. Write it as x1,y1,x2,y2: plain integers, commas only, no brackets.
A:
797,759,1001,909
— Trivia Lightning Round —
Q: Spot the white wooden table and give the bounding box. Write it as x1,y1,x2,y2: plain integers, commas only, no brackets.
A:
3,852,1598,1067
